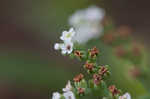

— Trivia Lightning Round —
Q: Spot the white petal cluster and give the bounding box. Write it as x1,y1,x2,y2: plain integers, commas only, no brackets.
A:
60,28,76,42
52,81,75,99
63,91,75,99
52,92,61,99
60,42,73,54
54,28,75,55
69,5,105,44
63,81,72,92
119,93,131,99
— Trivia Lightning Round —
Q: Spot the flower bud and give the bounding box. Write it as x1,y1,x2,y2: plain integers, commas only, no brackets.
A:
73,73,84,82
109,85,120,96
74,50,83,59
99,66,109,76
84,61,94,71
78,88,85,95
89,47,99,58
93,74,102,85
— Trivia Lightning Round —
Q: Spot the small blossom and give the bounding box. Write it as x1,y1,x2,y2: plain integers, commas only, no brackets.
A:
73,26,103,44
73,73,84,82
69,6,105,44
60,41,74,55
89,46,99,58
54,28,75,55
99,66,108,76
63,91,76,99
93,74,102,85
85,6,105,22
74,50,83,58
54,43,62,50
119,93,131,99
85,61,94,71
69,6,104,27
78,88,85,95
60,28,76,42
109,85,120,96
52,92,61,99
63,81,72,92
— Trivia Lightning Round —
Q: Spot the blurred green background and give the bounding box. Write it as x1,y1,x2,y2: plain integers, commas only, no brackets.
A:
0,0,150,99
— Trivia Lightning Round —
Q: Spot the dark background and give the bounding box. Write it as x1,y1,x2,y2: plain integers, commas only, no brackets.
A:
0,0,149,99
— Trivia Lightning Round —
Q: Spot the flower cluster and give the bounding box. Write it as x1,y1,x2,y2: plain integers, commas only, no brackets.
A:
53,27,131,99
69,6,105,44
52,81,75,99
102,24,143,79
54,28,75,55
102,26,132,45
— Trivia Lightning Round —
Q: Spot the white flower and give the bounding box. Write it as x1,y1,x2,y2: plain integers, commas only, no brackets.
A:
60,41,73,55
119,93,131,99
58,28,75,54
69,5,105,44
69,6,104,26
60,28,76,42
72,24,103,44
69,10,87,27
54,43,62,50
63,81,72,92
63,91,75,99
54,29,74,55
85,6,105,22
52,92,61,99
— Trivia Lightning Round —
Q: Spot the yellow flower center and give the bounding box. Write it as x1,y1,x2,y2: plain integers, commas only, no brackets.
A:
66,33,71,38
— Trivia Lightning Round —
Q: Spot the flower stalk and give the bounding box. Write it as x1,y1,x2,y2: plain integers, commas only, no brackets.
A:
52,27,131,99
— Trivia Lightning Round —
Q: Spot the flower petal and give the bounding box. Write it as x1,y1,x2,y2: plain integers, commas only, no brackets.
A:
54,43,60,50
52,92,61,99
